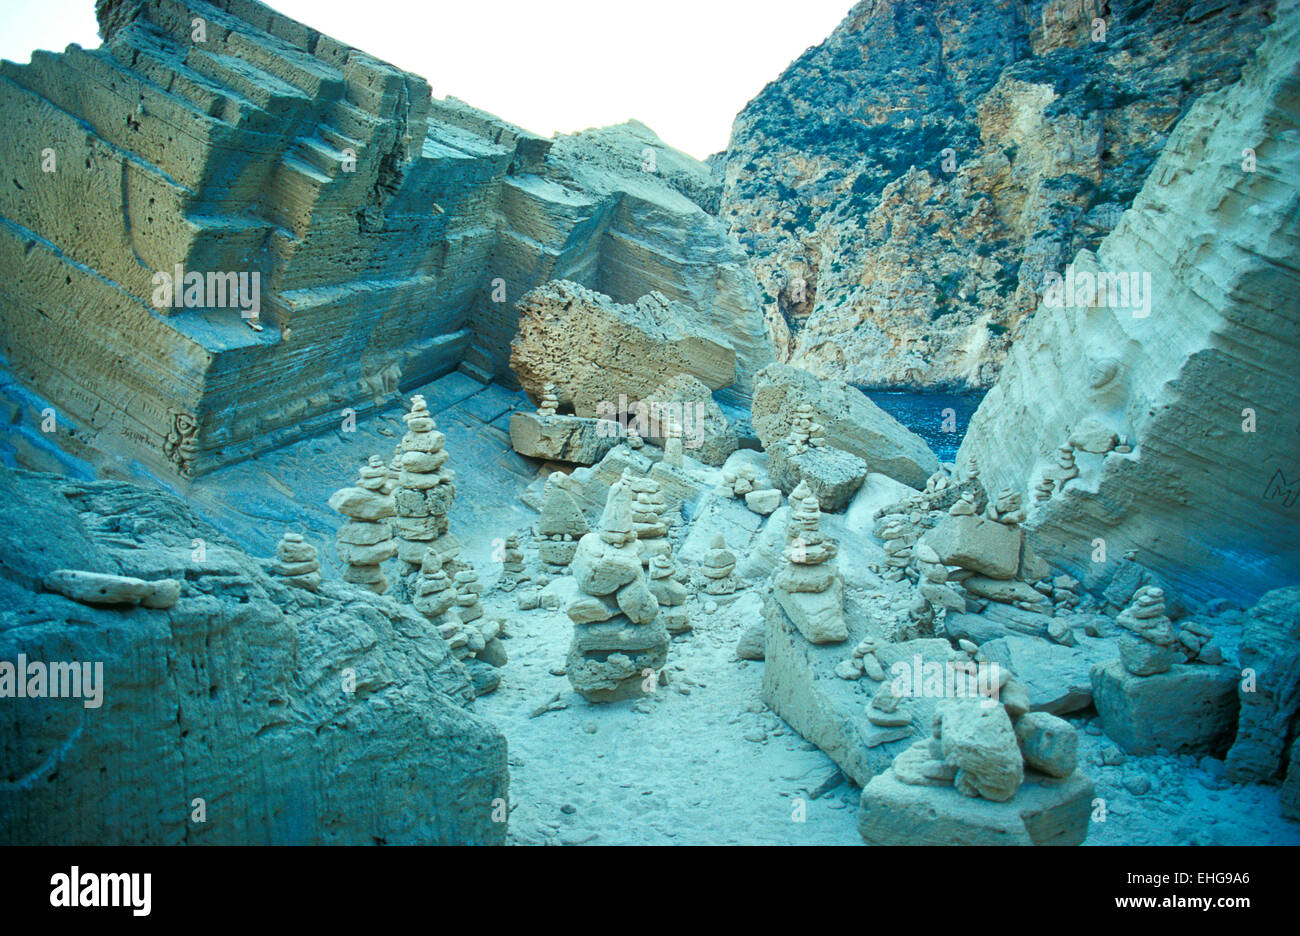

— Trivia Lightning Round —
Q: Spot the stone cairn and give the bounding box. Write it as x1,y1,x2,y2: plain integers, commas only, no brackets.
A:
536,477,589,571
1115,585,1181,676
649,553,690,634
566,474,670,701
384,454,402,495
498,533,526,591
876,513,915,583
1032,476,1055,505
662,417,685,468
1053,444,1079,489
630,473,671,564
411,547,507,672
537,383,560,417
836,634,887,682
772,481,847,644
984,488,1025,525
454,567,485,623
273,533,321,591
393,395,459,585
886,666,1081,805
784,402,826,456
718,461,757,498
699,534,738,596
328,456,397,593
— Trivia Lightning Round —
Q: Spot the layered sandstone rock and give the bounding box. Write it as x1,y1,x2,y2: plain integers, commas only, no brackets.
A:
0,466,506,845
0,0,769,481
509,280,736,416
752,363,938,490
719,0,1271,389
957,2,1300,607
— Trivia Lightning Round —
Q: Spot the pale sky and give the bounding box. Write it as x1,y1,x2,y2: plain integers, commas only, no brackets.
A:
0,0,853,159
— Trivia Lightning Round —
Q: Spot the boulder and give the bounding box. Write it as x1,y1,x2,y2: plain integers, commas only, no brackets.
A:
767,445,868,512
510,281,736,417
509,412,617,464
635,373,739,466
1091,661,1239,756
977,634,1119,714
1014,712,1078,778
752,363,938,488
939,700,1024,802
921,514,1021,580
858,768,1093,846
1225,586,1300,782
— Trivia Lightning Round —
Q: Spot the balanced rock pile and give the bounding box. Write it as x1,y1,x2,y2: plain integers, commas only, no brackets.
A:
393,395,459,580
699,534,739,596
566,475,670,701
772,481,846,643
1116,586,1182,676
499,533,527,590
410,547,508,681
630,474,671,563
648,553,690,634
875,513,916,583
719,462,758,498
329,456,397,594
859,680,1094,846
536,477,589,570
273,533,321,591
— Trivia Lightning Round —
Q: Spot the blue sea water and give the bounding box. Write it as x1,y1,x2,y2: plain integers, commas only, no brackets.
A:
862,390,986,463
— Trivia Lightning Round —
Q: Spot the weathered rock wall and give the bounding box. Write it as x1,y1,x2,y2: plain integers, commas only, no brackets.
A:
957,0,1300,607
0,0,769,481
720,0,1272,390
0,465,507,844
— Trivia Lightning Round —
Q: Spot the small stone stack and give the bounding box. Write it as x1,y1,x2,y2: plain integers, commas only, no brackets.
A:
454,568,485,623
836,635,887,682
393,394,459,581
566,475,670,701
1051,575,1080,611
984,488,1025,525
785,402,816,455
536,478,589,570
700,534,738,595
273,533,321,591
1033,476,1055,504
1054,444,1079,488
773,481,847,644
719,462,758,498
876,514,914,582
537,383,559,416
412,551,457,621
328,457,397,593
384,454,402,495
1175,619,1222,664
648,553,690,634
499,533,526,590
629,473,671,564
1116,586,1182,675
949,490,977,516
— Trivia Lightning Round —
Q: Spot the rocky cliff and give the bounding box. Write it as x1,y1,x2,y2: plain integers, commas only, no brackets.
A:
719,0,1272,390
0,0,769,481
0,466,507,844
957,0,1300,607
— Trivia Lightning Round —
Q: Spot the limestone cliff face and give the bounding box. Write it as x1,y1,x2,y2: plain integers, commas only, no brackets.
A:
719,0,1271,390
0,0,769,481
957,0,1300,607
0,466,507,844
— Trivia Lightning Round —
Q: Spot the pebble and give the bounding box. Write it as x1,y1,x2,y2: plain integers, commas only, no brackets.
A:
1123,773,1152,796
743,728,767,743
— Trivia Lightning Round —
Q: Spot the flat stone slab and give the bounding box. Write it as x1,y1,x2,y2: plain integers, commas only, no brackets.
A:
761,594,962,786
1091,660,1239,755
978,633,1119,715
858,768,1094,846
509,412,617,465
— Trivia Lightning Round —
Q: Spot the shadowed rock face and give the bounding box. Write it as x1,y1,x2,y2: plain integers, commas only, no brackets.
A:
0,466,507,845
719,0,1272,391
0,0,769,481
957,0,1300,608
